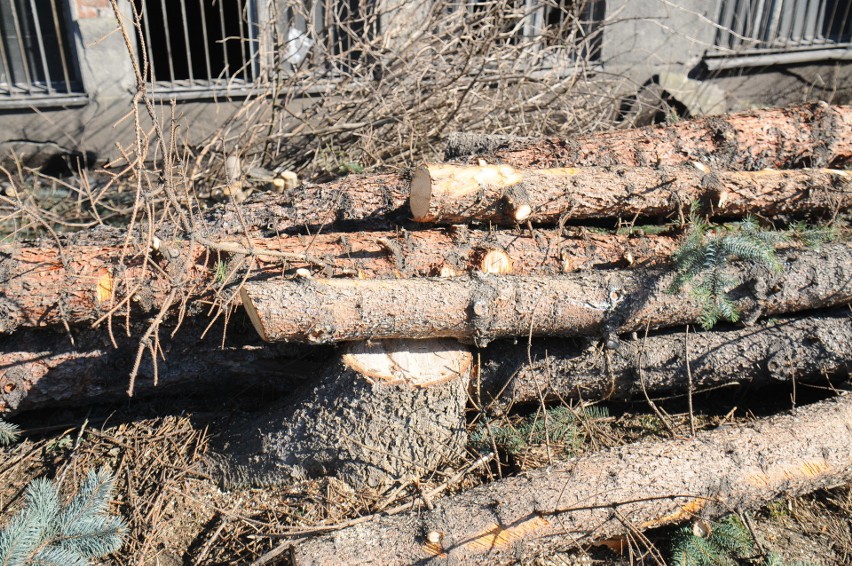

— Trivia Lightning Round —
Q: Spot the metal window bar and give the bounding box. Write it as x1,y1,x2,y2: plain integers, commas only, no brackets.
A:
714,0,852,53
0,0,82,101
133,0,259,95
461,0,604,63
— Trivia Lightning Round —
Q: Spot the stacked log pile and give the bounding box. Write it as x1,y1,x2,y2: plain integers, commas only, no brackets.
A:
1,103,851,561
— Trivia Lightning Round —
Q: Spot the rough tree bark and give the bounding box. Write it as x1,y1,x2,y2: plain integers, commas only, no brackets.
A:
0,316,331,414
241,243,852,344
477,311,851,406
410,163,850,225
287,393,852,565
445,103,852,170
0,228,678,333
205,172,408,235
205,339,471,490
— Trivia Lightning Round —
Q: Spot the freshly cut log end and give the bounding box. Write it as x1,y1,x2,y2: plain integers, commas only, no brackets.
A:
410,163,524,223
206,338,472,490
240,286,268,342
479,249,513,275
410,166,433,222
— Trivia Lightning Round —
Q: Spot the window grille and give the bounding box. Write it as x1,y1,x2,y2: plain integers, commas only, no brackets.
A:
280,0,379,72
0,0,85,106
714,0,852,53
461,0,605,65
132,0,260,96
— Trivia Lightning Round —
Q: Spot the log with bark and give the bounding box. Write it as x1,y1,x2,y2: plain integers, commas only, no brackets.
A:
0,227,679,332
204,172,408,235
283,393,852,565
205,338,472,490
477,310,851,407
410,163,850,225
0,316,331,414
445,102,852,170
241,242,852,344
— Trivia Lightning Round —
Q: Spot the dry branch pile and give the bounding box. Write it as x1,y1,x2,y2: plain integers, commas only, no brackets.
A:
1,104,851,561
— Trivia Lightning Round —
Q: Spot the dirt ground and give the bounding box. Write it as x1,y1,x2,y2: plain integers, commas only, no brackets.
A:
2,381,850,565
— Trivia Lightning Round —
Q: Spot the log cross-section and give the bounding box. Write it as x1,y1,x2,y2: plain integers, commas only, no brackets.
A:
410,163,851,225
240,243,852,344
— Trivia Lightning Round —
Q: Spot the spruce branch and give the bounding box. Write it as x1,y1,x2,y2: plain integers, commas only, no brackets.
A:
0,468,126,565
669,215,785,329
0,419,20,446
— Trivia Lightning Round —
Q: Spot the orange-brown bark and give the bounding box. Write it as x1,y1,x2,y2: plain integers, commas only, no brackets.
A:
411,163,850,225
241,243,852,344
447,103,852,170
286,394,852,565
0,229,679,332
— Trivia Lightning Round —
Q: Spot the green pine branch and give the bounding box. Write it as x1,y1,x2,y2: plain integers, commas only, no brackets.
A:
0,419,20,446
0,467,126,565
670,215,785,329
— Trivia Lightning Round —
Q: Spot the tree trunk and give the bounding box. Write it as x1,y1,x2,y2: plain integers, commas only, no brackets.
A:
410,163,850,225
0,316,330,415
477,311,851,407
287,393,852,565
206,172,408,235
205,339,471,491
241,243,852,344
445,103,852,170
0,228,679,333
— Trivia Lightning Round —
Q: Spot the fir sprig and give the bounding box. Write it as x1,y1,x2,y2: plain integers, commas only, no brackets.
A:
670,215,785,329
0,467,126,565
472,406,608,456
0,419,20,446
670,515,754,566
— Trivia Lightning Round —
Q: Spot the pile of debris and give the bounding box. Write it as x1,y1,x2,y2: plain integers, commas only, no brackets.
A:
1,103,851,562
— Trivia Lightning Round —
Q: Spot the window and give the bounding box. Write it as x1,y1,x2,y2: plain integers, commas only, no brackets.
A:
132,0,259,97
280,0,379,73
0,0,85,106
714,0,852,53
461,0,605,67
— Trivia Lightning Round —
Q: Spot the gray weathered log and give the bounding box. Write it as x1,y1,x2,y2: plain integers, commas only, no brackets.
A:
241,243,852,345
287,393,852,565
477,311,851,406
0,317,330,415
205,339,472,490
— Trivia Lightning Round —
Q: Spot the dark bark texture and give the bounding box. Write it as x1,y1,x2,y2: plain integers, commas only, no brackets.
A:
0,316,330,415
477,311,851,406
205,339,471,490
290,393,852,565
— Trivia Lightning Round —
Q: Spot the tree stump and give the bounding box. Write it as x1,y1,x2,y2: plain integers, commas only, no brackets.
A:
206,339,472,491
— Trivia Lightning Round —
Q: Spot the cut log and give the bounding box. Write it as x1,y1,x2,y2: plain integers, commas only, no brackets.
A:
410,163,850,224
477,311,851,406
0,228,679,333
206,172,408,235
0,317,330,415
241,243,852,344
445,103,852,170
287,393,852,565
205,339,471,490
